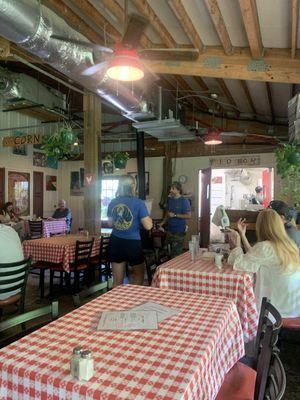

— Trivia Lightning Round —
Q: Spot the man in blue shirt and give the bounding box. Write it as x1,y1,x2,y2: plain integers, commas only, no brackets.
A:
160,182,191,257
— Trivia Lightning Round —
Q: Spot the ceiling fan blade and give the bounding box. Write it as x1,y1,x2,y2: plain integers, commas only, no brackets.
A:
122,14,148,48
140,48,199,61
51,34,113,53
81,61,107,76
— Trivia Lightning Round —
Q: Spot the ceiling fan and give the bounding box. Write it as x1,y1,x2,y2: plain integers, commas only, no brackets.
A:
51,14,199,81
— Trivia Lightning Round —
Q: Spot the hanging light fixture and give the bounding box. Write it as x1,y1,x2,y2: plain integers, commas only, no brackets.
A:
107,44,144,82
204,128,223,145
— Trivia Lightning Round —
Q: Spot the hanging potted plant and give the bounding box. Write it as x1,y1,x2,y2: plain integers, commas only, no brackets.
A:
113,152,130,169
42,123,79,161
275,140,300,205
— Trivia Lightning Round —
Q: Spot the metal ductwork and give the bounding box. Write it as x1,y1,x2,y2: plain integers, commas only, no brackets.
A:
0,0,144,118
0,69,20,99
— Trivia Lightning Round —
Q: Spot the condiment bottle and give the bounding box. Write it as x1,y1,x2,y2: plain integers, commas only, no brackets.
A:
70,346,83,378
78,350,94,381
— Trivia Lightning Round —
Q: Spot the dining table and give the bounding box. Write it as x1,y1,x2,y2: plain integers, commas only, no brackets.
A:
0,285,244,400
23,234,101,272
42,218,67,237
152,251,258,342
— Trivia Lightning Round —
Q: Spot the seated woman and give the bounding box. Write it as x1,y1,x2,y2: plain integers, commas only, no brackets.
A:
228,209,300,317
0,202,24,239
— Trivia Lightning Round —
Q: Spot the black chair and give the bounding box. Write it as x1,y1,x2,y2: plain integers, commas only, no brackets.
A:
264,351,286,400
0,300,59,347
28,220,43,239
72,280,112,308
90,236,111,282
0,257,31,319
155,244,172,265
144,251,158,285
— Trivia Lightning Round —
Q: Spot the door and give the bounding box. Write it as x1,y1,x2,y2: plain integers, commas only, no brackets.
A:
199,168,211,248
0,168,4,207
33,171,43,218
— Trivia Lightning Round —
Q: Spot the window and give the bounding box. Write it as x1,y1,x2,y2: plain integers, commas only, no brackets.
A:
101,179,119,220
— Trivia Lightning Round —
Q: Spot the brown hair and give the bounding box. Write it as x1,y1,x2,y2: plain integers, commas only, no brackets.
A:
256,209,300,270
116,175,136,197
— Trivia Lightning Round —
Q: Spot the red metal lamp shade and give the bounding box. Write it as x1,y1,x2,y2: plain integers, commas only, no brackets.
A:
204,128,223,145
107,44,144,82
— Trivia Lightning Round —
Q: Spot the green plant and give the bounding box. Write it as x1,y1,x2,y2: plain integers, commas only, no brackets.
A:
275,141,300,205
113,152,130,169
42,124,78,161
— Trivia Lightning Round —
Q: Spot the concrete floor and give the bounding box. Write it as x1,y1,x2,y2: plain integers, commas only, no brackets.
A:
2,272,299,399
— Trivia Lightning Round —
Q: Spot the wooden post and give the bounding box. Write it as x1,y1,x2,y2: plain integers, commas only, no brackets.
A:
83,92,101,235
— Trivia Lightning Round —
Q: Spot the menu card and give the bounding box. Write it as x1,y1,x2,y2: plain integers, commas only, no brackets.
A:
130,302,179,323
97,310,158,331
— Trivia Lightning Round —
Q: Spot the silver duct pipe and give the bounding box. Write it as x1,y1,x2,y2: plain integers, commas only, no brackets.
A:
0,0,142,116
0,69,20,99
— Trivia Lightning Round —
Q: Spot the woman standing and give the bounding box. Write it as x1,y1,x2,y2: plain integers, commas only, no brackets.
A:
228,209,300,317
107,175,153,287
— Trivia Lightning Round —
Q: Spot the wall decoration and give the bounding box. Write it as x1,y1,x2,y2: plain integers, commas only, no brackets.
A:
33,151,47,167
46,175,57,191
11,131,27,156
80,168,85,188
212,176,223,184
102,158,114,175
70,171,83,196
128,172,150,196
210,155,260,168
46,156,58,169
85,173,95,186
3,133,41,147
8,171,30,215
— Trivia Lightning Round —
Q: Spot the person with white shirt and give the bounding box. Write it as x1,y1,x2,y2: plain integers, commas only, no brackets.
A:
227,209,300,317
0,224,25,300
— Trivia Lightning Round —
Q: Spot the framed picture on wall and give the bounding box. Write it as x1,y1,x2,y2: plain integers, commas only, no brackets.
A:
11,131,27,156
46,175,57,191
127,172,150,196
8,171,30,215
70,171,83,196
33,151,47,167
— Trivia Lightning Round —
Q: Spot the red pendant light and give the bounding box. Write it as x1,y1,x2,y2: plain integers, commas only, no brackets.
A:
204,128,223,145
107,44,144,82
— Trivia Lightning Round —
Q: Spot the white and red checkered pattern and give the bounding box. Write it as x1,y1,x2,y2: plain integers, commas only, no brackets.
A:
43,219,67,237
23,235,100,272
0,285,244,400
152,252,258,342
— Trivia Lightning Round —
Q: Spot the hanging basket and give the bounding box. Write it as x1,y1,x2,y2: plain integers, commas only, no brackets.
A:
113,152,130,169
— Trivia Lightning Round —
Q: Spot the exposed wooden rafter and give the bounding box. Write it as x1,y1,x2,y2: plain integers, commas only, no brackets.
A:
175,76,208,111
215,78,238,116
240,80,257,115
291,0,299,59
193,76,209,92
238,0,264,59
43,0,103,44
266,82,275,124
168,0,204,52
203,0,233,55
130,0,176,48
144,48,300,83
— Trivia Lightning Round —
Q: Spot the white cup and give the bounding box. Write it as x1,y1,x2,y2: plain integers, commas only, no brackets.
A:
189,241,196,262
214,253,223,269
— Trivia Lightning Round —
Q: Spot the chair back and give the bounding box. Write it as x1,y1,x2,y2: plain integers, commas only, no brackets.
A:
29,220,43,239
264,352,286,400
0,300,58,347
155,244,172,265
144,251,158,285
0,257,31,312
74,239,94,268
254,297,282,367
99,236,110,263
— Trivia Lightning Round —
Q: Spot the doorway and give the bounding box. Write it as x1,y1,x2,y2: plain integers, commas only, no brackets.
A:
33,171,44,218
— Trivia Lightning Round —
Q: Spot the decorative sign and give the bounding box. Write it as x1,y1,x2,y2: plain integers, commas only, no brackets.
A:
210,156,260,168
85,173,95,186
3,134,41,147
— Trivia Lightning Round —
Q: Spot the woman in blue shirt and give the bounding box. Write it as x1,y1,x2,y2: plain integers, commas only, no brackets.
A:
107,175,152,287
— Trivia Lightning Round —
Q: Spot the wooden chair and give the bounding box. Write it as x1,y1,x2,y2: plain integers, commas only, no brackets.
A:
0,257,31,319
72,279,112,308
144,250,158,285
264,352,286,400
216,300,284,400
90,236,111,282
28,220,43,239
50,239,94,295
0,300,59,347
155,244,172,265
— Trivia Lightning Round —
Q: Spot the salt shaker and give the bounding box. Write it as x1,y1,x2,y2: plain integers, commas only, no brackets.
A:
70,346,83,378
78,350,94,381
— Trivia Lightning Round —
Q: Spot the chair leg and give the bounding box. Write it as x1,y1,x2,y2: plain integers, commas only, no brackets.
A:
40,269,45,298
49,269,54,298
59,271,64,287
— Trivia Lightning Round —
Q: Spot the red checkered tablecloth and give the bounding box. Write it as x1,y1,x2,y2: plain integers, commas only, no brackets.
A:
152,252,258,342
0,285,244,400
23,235,100,272
43,219,67,237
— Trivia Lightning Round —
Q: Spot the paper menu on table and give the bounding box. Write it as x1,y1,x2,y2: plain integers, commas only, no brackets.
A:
130,302,179,323
97,310,158,331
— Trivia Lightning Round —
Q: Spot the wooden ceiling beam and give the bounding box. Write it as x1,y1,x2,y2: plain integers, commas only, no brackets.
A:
130,0,176,48
291,0,299,59
238,0,264,59
43,0,104,44
215,78,239,116
266,82,275,124
99,0,152,48
240,80,257,115
193,76,209,92
174,76,208,111
65,0,122,43
168,0,205,52
144,47,300,83
203,0,233,55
